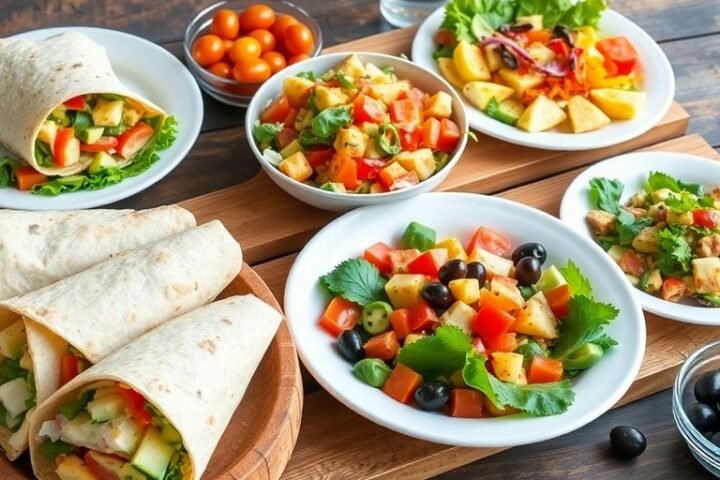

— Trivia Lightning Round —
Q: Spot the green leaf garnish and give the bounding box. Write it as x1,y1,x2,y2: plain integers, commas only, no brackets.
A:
320,258,387,307
396,325,472,379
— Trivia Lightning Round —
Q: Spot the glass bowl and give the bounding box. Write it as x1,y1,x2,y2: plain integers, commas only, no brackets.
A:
183,0,323,107
673,340,720,477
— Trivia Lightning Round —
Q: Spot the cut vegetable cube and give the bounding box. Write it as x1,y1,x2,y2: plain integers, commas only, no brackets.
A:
498,69,544,96
513,292,558,340
424,91,453,119
453,41,491,81
468,247,513,278
314,85,350,111
283,76,315,108
389,249,422,274
439,300,477,333
382,363,423,404
448,388,484,418
333,127,368,159
589,89,646,120
462,81,515,111
448,278,481,305
437,57,466,88
567,95,611,133
367,81,411,104
385,274,428,308
516,95,567,132
693,257,720,295
489,276,524,310
394,148,436,181
336,53,367,78
491,352,527,385
435,237,467,261
278,151,313,182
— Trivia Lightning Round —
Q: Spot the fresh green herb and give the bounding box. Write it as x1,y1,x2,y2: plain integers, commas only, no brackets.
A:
72,111,92,133
665,191,700,213
432,45,455,60
517,0,573,29
441,0,516,43
698,295,720,307
588,177,623,215
252,121,284,145
296,71,317,81
518,285,538,301
551,296,618,361
353,358,392,387
39,439,75,459
656,227,692,276
617,210,652,246
515,339,546,367
320,258,387,307
59,390,94,420
165,451,189,480
311,106,352,138
647,171,704,196
0,358,27,385
26,372,36,410
396,325,471,379
597,235,619,251
34,140,54,168
699,195,716,208
376,123,401,156
0,157,19,187
557,0,608,29
558,260,593,298
337,71,357,89
403,222,437,252
298,130,334,149
590,333,619,351
381,65,395,75
486,97,518,125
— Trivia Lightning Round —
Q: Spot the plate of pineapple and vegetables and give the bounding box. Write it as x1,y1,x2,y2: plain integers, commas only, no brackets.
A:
561,151,720,325
411,0,675,150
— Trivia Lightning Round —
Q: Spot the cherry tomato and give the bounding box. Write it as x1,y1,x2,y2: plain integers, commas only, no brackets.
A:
284,24,314,55
271,15,298,43
211,9,240,40
192,34,226,67
287,53,309,65
228,36,262,63
248,29,276,53
223,39,234,52
261,51,287,73
233,58,272,83
241,4,276,32
208,61,232,78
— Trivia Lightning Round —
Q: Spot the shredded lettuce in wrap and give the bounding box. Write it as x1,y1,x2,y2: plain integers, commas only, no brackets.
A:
0,157,19,187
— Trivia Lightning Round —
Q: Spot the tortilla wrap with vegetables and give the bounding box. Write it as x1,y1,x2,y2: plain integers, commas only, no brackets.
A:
0,31,166,176
0,206,196,300
0,220,242,460
29,295,281,480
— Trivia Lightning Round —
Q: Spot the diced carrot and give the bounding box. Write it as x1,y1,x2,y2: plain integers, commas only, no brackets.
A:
479,288,518,313
16,166,48,191
329,154,360,190
318,297,361,337
483,333,517,354
364,331,400,361
447,389,484,418
545,284,571,318
527,356,564,384
382,363,423,404
389,308,412,340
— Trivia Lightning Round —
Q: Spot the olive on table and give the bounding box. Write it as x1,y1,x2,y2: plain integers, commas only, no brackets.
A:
465,262,487,286
694,370,720,405
414,381,451,411
361,301,393,335
337,330,365,363
439,259,468,285
515,257,542,286
511,242,547,266
421,282,454,310
609,426,647,459
686,402,719,433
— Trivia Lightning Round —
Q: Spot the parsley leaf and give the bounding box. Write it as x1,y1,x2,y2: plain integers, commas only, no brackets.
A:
647,171,704,197
396,325,471,379
665,191,700,213
514,339,547,367
589,333,619,351
320,258,387,307
656,227,692,276
252,120,283,145
616,210,652,246
551,296,619,360
588,177,623,215
559,260,593,298
311,106,352,138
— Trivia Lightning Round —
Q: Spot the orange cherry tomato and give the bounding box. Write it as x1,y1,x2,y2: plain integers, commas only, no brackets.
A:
261,51,287,73
192,34,226,67
241,4,276,32
271,15,298,44
228,36,262,63
208,61,232,78
223,39,234,52
287,53,309,65
233,58,272,83
211,9,240,40
284,24,314,55
248,29,276,53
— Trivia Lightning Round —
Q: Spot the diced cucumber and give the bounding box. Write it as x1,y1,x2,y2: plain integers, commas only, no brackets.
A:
535,265,567,293
92,99,124,127
434,152,450,173
131,427,176,480
88,152,118,175
319,182,346,193
0,378,31,418
79,127,104,145
73,112,93,133
403,222,437,252
120,464,148,480
87,393,126,422
280,139,302,159
0,321,26,360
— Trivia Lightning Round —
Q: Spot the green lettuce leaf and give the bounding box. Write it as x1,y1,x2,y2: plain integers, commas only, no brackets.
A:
442,0,518,43
517,0,573,29
656,227,692,276
558,0,607,29
0,157,19,187
617,210,653,246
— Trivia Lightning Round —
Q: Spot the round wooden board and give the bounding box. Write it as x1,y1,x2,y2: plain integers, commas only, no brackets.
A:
0,263,303,480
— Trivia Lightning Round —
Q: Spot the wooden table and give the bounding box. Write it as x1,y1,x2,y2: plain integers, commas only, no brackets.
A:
2,1,720,478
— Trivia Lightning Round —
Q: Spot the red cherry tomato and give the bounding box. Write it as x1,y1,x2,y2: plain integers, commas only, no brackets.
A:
261,51,287,74
228,36,262,63
241,4,276,32
233,58,272,83
192,34,226,67
211,9,240,40
248,29,276,53
284,24,314,55
208,61,232,78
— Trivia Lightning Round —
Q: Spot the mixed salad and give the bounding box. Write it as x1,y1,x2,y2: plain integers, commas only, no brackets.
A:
318,222,619,417
0,94,177,195
434,0,646,133
37,381,188,480
253,54,463,194
586,172,720,307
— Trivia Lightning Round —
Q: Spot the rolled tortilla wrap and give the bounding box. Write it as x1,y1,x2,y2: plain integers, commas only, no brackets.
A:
29,295,282,480
0,220,242,460
0,32,165,176
0,206,196,300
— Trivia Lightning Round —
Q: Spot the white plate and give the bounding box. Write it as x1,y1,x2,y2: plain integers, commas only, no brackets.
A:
285,192,645,447
1,27,203,210
411,8,675,151
560,151,720,325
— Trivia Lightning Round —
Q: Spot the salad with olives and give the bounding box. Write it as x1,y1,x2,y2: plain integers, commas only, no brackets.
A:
318,221,620,417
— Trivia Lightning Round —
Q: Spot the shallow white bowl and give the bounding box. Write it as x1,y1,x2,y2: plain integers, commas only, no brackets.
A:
245,52,469,212
560,151,720,325
411,8,675,151
285,192,645,447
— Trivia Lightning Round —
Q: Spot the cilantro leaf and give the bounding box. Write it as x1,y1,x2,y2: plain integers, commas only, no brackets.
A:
559,260,593,298
396,325,471,379
514,339,547,367
665,191,700,213
588,177,623,215
647,171,704,197
252,120,283,145
656,227,692,276
588,333,619,351
320,258,387,307
616,210,652,246
551,296,619,360
311,106,352,138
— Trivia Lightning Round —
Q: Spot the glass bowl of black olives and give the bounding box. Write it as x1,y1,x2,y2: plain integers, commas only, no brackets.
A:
673,340,720,476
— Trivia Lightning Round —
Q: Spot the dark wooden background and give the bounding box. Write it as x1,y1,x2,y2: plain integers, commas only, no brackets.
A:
1,0,719,478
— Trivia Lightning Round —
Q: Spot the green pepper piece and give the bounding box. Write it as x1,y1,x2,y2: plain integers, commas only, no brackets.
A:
361,301,393,335
434,152,450,173
563,343,603,371
353,358,392,387
72,111,93,133
376,123,401,156
403,222,437,252
39,439,75,459
59,389,94,420
486,97,518,126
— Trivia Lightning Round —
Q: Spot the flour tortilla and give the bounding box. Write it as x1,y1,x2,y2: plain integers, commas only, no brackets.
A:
29,295,281,480
0,206,196,300
0,31,165,176
0,220,242,459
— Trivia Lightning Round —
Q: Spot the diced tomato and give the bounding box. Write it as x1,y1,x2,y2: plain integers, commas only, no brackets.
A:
548,38,570,59
436,118,461,153
284,108,299,128
389,99,421,125
306,147,334,168
471,303,516,339
64,95,86,111
364,242,393,274
389,171,420,191
527,356,564,384
390,308,412,340
545,284,571,318
79,137,119,153
618,250,645,277
447,389,484,418
526,30,552,44
603,58,619,77
85,451,126,480
353,94,386,124
466,227,511,256
116,122,154,159
364,331,400,361
407,249,449,277
16,166,48,191
661,277,686,303
409,302,439,332
319,297,361,336
389,249,422,273
60,355,81,387
260,95,293,122
421,117,440,150
357,158,385,180
694,209,720,229
596,36,638,76
382,363,423,403
116,383,152,426
276,128,299,150
400,87,428,110
329,154,361,190
399,124,422,151
483,332,517,354
472,337,486,354
53,127,80,167
434,29,456,47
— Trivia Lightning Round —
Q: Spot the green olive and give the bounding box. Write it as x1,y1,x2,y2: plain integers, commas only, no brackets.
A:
361,301,393,335
353,358,392,387
563,343,604,370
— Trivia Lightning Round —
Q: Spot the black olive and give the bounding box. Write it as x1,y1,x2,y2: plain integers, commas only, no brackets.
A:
498,45,518,69
352,323,373,343
686,402,719,433
553,24,575,47
515,257,542,286
695,370,720,405
439,259,468,285
421,283,454,310
337,330,365,363
511,242,548,266
465,262,487,286
414,381,451,411
609,426,647,459
509,23,534,33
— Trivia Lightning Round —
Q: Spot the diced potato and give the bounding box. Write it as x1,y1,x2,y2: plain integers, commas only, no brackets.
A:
632,226,660,253
567,95,611,133
575,26,598,51
365,62,390,84
607,245,628,263
367,81,411,104
642,270,663,294
462,81,515,111
385,274,429,308
437,57,466,88
667,210,694,226
363,136,384,159
393,148,436,181
278,151,313,182
490,276,524,310
379,162,409,187
280,139,302,159
370,182,384,194
453,41,491,82
590,89,647,120
55,455,96,480
294,109,313,131
283,76,316,108
516,15,543,30
37,120,57,147
435,237,467,261
449,279,481,305
692,257,720,295
468,247,513,278
491,352,527,385
440,301,477,333
498,69,544,96
424,91,453,119
651,188,676,204
513,292,559,340
336,54,367,79
483,396,520,416
92,99,124,127
483,45,503,73
697,234,720,258
586,209,616,235
334,127,368,158
314,85,350,111
528,42,556,65
516,95,568,133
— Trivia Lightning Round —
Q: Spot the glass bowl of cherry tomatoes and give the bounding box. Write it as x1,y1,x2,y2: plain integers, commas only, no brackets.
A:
184,1,322,106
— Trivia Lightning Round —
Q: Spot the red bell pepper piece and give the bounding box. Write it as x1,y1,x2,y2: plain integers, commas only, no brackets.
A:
319,297,361,336
305,147,334,168
353,94,386,124
16,166,48,191
409,302,439,332
545,284,571,318
283,108,299,128
436,118,461,153
357,158,385,180
84,451,128,480
79,137,119,153
471,302,516,339
60,354,82,387
548,38,570,59
116,122,154,159
389,99,421,125
466,227,511,256
116,383,152,426
399,87,428,109
596,36,638,76
421,117,440,149
260,95,293,122
399,124,422,151
329,154,361,190
694,209,720,229
53,127,80,167
364,242,393,274
64,95,86,111
483,332,518,354
527,356,564,384
406,249,449,277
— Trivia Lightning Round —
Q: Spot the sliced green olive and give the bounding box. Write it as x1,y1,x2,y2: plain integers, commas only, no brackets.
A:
361,301,393,335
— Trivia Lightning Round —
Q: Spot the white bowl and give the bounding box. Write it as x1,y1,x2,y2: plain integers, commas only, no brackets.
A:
284,192,645,447
560,151,720,325
245,52,469,212
411,8,675,151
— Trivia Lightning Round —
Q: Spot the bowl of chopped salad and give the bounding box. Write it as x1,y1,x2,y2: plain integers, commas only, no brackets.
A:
246,52,469,211
561,151,720,325
284,192,645,447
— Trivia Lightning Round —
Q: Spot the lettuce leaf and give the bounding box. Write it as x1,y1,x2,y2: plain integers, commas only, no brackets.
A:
0,157,19,187
517,0,573,29
558,0,607,29
442,0,518,43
